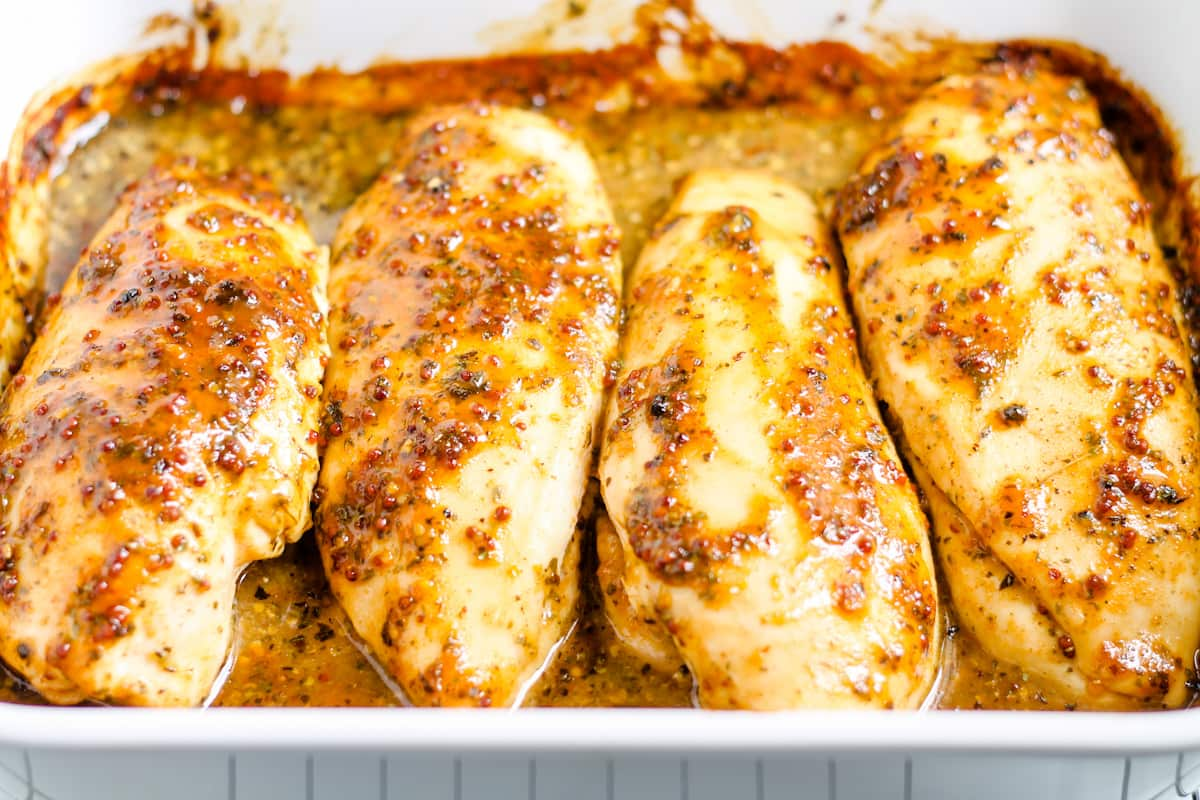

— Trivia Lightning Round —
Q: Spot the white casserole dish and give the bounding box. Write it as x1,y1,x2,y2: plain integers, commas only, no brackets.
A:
0,1,1199,798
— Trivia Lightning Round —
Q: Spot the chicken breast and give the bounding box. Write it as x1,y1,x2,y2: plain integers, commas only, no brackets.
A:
0,161,329,705
315,105,621,707
598,169,941,709
836,63,1200,708
0,236,26,387
595,512,682,673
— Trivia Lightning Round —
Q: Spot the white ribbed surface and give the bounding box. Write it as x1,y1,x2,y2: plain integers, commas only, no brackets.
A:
0,749,1194,800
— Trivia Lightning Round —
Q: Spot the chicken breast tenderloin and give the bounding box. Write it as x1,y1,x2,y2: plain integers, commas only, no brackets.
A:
599,170,941,709
837,64,1200,708
315,106,621,707
0,162,328,705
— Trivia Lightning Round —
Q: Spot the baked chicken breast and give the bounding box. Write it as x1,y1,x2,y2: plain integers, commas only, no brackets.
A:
0,161,329,705
599,169,941,709
837,64,1200,708
315,105,621,707
0,241,25,387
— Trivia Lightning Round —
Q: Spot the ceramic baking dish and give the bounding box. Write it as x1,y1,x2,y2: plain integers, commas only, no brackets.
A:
0,1,1198,798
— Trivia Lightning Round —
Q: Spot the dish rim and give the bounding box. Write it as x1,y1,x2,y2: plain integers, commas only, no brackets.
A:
1,1,1200,743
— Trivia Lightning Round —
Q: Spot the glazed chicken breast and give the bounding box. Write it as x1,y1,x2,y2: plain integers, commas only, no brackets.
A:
0,248,25,387
315,105,621,707
836,64,1200,708
598,169,941,709
0,162,329,705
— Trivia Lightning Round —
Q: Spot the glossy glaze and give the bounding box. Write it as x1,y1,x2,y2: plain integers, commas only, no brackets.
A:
837,64,1200,709
314,106,621,707
599,170,940,709
0,162,328,705
2,39,1186,710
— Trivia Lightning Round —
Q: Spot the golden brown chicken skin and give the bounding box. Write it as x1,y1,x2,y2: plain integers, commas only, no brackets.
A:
599,170,940,709
0,162,329,706
836,63,1200,708
315,105,621,707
